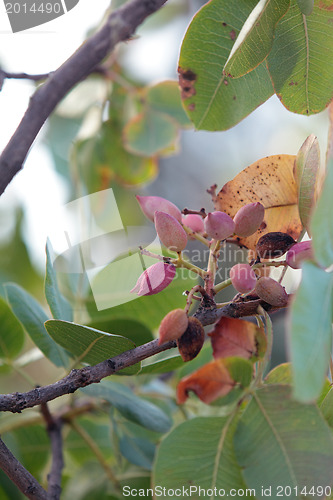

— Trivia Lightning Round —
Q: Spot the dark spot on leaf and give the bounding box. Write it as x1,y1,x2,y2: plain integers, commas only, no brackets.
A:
259,221,267,231
222,22,227,26
230,30,236,40
223,79,229,86
178,67,197,100
289,81,294,86
188,103,195,111
233,95,236,100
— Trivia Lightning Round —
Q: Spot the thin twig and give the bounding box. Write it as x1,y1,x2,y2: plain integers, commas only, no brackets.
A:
0,0,168,195
0,437,47,499
41,403,64,500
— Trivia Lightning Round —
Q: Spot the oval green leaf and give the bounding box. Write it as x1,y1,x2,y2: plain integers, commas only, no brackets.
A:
311,158,333,268
145,80,192,128
224,0,290,78
4,283,70,368
123,110,179,157
153,416,250,496
44,319,140,375
45,239,73,321
267,0,333,115
0,296,25,360
82,381,172,433
234,385,333,494
288,262,333,402
178,0,274,131
295,134,320,232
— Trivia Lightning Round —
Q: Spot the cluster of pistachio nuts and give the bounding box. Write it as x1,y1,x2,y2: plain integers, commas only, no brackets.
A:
131,195,313,360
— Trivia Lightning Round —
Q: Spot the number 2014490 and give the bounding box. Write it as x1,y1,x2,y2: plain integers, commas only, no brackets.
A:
276,485,332,497
5,3,62,14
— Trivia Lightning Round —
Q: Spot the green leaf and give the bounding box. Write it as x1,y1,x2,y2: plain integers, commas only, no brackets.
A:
44,319,140,375
0,296,25,360
153,416,250,495
88,318,153,346
295,134,320,232
297,0,314,15
45,239,73,321
288,262,333,402
265,363,292,384
123,109,179,157
311,158,333,268
267,0,333,115
320,388,333,427
234,385,333,494
74,121,157,192
224,0,290,78
119,435,155,470
3,425,50,478
82,380,172,433
145,80,192,128
140,354,184,375
178,0,274,131
88,268,196,331
4,284,70,368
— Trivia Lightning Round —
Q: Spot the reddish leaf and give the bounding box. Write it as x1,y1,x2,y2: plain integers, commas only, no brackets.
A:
209,317,266,361
177,359,235,404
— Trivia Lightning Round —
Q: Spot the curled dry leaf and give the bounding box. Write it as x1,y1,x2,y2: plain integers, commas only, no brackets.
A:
208,317,266,361
176,359,235,404
177,317,205,362
214,155,303,250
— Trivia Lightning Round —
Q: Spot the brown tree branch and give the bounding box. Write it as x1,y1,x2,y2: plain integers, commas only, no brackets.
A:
0,0,168,196
0,297,286,414
41,403,64,500
0,437,48,499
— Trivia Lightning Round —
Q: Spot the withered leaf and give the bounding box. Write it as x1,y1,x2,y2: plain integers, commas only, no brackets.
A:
176,359,234,404
209,317,266,361
215,155,303,250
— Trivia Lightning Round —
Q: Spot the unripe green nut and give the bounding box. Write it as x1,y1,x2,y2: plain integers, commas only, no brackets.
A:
177,317,205,362
204,211,235,240
255,277,288,307
230,263,257,294
159,309,189,345
256,232,296,259
286,241,313,269
155,211,188,252
233,202,265,237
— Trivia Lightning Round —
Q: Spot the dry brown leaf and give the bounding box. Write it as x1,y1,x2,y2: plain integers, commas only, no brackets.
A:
176,359,234,404
215,154,303,250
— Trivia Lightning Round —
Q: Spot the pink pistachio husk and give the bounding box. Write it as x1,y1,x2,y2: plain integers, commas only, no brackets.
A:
204,211,235,240
230,263,257,294
182,214,205,239
136,195,182,222
155,211,188,252
286,241,314,269
130,262,176,296
233,202,265,238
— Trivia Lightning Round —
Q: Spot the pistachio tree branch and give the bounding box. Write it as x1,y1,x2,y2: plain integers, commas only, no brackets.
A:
0,437,48,499
0,0,168,196
41,403,64,500
0,296,288,414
